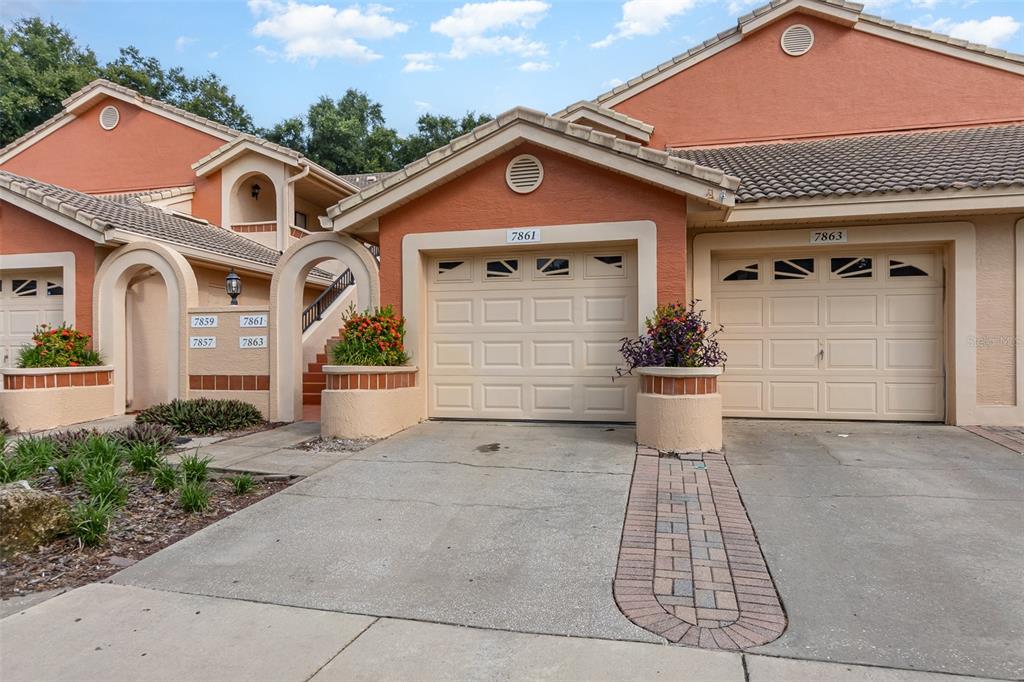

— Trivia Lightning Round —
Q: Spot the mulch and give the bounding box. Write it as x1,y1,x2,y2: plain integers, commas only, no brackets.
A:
0,471,290,599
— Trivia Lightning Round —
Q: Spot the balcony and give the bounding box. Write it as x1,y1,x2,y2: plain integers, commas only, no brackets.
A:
231,221,277,233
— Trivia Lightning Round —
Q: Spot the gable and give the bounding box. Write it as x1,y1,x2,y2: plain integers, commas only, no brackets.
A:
0,96,226,195
612,12,1024,148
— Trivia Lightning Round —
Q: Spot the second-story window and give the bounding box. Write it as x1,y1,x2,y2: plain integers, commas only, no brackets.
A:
294,211,308,229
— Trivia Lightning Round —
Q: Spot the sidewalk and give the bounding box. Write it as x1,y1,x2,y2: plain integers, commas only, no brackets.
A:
0,583,995,682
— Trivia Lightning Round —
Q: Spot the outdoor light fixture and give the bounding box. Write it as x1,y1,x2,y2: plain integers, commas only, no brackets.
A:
251,183,261,199
225,269,242,305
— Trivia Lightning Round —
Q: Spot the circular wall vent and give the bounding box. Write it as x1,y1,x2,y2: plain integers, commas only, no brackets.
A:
505,154,544,194
99,105,121,130
780,24,814,56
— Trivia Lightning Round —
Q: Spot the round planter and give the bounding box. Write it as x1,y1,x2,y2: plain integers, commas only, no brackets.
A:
320,365,423,439
635,366,724,453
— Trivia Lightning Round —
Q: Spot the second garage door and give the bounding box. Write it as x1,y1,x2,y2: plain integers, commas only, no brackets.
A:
1,270,65,367
427,248,638,421
712,247,945,421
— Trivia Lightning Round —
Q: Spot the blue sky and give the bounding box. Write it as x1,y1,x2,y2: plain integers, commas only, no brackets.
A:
5,0,1023,133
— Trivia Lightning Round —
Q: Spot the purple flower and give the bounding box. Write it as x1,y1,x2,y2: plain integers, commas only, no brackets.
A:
617,300,727,375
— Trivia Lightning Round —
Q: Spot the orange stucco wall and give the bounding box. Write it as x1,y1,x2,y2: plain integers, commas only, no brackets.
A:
376,143,687,314
613,12,1024,148
1,97,225,223
0,203,96,335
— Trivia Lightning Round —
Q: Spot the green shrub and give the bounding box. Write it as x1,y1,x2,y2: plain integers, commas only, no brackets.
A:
178,451,211,483
81,435,123,467
230,473,255,495
0,457,14,484
152,462,178,493
178,481,210,512
14,436,57,472
49,428,95,458
70,499,114,546
135,399,263,435
331,305,408,366
52,455,83,486
17,324,103,368
126,442,164,473
82,462,128,508
110,423,176,451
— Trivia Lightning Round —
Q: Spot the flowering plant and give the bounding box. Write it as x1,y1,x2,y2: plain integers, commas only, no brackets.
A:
17,324,103,368
330,305,409,367
618,301,726,374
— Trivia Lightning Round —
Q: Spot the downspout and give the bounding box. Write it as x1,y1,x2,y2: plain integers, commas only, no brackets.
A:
283,162,311,251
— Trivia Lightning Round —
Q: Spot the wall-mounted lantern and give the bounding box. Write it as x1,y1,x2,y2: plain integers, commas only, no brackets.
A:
251,183,261,199
225,268,242,305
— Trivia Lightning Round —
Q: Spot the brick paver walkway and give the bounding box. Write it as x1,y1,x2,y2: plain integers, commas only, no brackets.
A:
962,425,1024,454
614,446,786,650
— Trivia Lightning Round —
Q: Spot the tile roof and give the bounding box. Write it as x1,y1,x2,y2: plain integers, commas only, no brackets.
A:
340,173,392,190
93,186,195,203
328,106,740,220
592,0,1023,107
552,101,655,135
670,124,1024,203
0,170,332,277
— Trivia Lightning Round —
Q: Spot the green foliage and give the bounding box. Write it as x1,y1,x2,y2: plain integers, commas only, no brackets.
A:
178,480,210,513
135,398,264,435
331,305,408,366
82,462,128,507
152,462,178,493
69,499,114,546
230,473,255,496
392,112,493,167
52,455,82,486
178,451,211,483
14,435,57,472
126,442,164,473
17,324,102,368
81,435,123,468
111,423,176,451
48,428,95,458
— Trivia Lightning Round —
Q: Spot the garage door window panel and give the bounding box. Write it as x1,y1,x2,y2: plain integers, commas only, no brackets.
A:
485,258,520,280
13,279,37,297
535,257,572,279
773,258,815,281
830,257,873,279
584,254,626,279
721,260,760,282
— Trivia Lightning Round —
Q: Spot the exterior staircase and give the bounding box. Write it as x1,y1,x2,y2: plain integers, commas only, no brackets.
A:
301,337,342,405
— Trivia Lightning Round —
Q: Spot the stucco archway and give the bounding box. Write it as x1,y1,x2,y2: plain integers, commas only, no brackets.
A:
94,242,199,414
270,231,380,422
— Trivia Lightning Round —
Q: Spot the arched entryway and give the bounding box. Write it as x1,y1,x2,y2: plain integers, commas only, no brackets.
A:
270,232,380,422
230,171,277,225
94,242,198,414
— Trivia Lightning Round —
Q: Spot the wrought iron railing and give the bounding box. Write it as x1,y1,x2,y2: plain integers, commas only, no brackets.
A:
302,270,354,332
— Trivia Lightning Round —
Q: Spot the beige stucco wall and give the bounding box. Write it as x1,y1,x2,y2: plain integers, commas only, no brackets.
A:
0,384,116,432
186,306,270,376
636,393,723,452
126,270,169,411
321,385,424,439
192,264,273,307
975,214,1019,406
189,389,270,418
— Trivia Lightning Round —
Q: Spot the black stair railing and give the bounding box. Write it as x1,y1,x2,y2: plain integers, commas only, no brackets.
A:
302,270,355,332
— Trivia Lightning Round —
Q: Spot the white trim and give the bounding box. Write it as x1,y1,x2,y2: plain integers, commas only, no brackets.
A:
854,21,1024,76
978,219,1024,424
558,107,653,143
0,252,77,328
637,367,724,377
716,187,1024,225
66,86,236,142
1,188,107,244
402,220,658,421
192,139,300,176
1,365,112,376
333,124,735,233
323,365,418,374
742,0,858,35
691,222,977,425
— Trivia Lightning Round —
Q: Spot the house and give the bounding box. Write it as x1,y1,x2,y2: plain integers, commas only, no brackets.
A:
310,0,1023,427
0,80,361,411
2,0,1022,428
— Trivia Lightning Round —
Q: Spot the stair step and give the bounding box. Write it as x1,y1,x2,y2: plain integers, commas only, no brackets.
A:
303,381,326,392
304,372,326,382
306,362,325,373
316,353,328,363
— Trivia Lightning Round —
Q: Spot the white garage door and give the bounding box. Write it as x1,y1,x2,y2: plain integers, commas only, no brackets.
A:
711,248,944,421
1,270,66,367
427,248,638,421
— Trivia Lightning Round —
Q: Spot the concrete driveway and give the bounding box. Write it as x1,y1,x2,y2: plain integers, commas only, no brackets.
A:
112,421,658,642
726,420,1024,680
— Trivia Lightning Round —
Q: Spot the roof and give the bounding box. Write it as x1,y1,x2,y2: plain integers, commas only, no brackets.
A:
592,0,1024,108
671,124,1024,203
328,107,741,230
0,170,331,277
93,186,195,204
552,101,654,143
340,173,392,190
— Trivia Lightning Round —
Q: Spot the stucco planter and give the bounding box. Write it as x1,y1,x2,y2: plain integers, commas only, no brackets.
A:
0,366,116,432
320,365,424,439
635,366,724,453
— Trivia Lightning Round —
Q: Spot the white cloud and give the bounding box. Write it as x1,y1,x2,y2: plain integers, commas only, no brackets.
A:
602,77,624,87
253,44,280,62
910,0,939,8
249,0,408,63
725,0,759,16
929,15,1021,46
175,36,197,52
518,60,551,71
402,52,439,72
207,51,220,59
593,0,697,48
415,100,433,111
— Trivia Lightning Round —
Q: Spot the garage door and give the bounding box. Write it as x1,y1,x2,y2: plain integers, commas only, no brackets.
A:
1,270,65,367
427,248,638,421
711,248,944,421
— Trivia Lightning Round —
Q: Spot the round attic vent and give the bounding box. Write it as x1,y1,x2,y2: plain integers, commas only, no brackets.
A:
99,105,120,130
506,154,544,194
780,24,814,56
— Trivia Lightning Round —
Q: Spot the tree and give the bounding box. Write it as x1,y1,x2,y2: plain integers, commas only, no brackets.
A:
394,112,493,167
0,18,99,146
